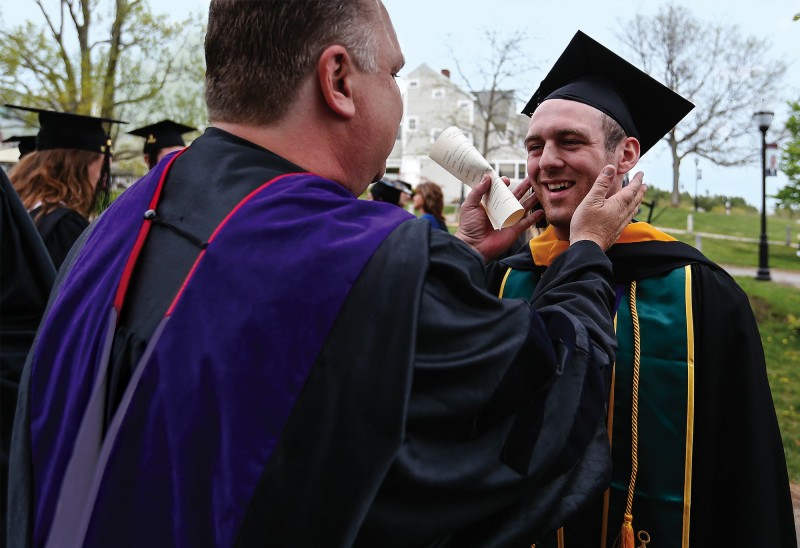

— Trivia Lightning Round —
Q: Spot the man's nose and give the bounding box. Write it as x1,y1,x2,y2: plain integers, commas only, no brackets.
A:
538,143,563,172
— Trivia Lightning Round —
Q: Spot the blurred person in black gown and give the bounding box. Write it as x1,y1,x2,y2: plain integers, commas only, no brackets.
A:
128,119,196,170
0,168,56,543
368,178,412,207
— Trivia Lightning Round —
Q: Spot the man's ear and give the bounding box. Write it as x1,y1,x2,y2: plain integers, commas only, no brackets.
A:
618,136,640,175
318,45,356,119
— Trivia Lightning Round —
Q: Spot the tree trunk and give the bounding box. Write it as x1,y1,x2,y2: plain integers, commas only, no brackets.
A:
670,134,682,207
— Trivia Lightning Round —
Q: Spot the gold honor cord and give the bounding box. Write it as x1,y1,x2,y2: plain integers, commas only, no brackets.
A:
615,281,641,548
682,266,695,547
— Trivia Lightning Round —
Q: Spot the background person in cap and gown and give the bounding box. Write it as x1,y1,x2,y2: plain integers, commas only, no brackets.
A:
128,119,196,170
368,177,412,207
2,135,37,160
493,31,795,547
5,105,125,269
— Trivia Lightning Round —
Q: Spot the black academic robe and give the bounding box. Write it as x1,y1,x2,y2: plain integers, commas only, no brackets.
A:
496,225,796,547
30,206,89,269
10,128,620,547
0,170,56,543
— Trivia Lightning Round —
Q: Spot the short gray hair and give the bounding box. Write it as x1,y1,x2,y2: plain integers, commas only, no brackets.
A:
205,0,380,125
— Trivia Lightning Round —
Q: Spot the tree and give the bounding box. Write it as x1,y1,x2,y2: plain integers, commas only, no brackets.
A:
0,0,203,136
618,3,787,206
448,29,534,160
775,100,800,210
446,29,535,206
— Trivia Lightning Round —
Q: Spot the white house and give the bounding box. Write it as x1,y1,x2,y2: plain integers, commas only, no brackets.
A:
387,64,529,204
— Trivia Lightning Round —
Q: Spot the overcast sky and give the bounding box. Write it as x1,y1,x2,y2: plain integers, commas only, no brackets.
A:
3,0,798,209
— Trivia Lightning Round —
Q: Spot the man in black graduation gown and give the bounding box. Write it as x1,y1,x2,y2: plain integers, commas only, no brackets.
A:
7,3,647,547
495,31,796,547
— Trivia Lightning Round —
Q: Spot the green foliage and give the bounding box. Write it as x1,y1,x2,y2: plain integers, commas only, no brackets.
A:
0,0,205,128
776,100,800,210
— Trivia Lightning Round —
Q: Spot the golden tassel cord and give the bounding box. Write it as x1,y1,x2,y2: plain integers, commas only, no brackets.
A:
615,283,641,548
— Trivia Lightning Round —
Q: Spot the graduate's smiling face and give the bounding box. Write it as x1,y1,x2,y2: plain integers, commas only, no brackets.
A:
525,99,624,240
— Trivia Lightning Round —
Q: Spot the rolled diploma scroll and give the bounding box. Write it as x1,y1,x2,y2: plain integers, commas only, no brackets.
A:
429,126,525,230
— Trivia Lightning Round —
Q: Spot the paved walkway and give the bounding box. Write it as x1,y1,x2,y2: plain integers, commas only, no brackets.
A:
720,264,800,288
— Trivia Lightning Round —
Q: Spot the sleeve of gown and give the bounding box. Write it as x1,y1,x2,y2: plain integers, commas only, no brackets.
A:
357,232,617,547
688,265,796,547
6,220,97,548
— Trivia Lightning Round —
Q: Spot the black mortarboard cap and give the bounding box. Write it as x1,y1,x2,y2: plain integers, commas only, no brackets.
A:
4,104,125,154
378,179,412,195
370,178,413,206
2,135,37,159
521,31,694,156
127,120,197,155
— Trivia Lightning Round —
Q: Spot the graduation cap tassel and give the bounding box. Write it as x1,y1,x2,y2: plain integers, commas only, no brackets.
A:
92,138,114,216
619,513,634,548
614,282,641,548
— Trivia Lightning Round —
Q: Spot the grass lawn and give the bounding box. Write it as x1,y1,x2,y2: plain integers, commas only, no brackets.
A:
646,207,800,270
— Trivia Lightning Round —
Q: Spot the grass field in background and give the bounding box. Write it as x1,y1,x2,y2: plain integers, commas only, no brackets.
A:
644,206,800,270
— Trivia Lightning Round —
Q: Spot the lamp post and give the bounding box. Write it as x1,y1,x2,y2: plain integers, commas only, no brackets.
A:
753,110,774,281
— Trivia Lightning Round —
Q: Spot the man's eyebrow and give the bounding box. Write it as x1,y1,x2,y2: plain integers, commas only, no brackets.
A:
524,134,541,147
524,128,592,147
556,128,591,140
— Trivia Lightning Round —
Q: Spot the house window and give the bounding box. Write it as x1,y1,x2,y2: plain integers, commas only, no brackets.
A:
432,88,446,99
430,128,443,143
458,100,472,111
407,116,419,132
408,80,419,88
498,163,516,179
517,163,527,180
